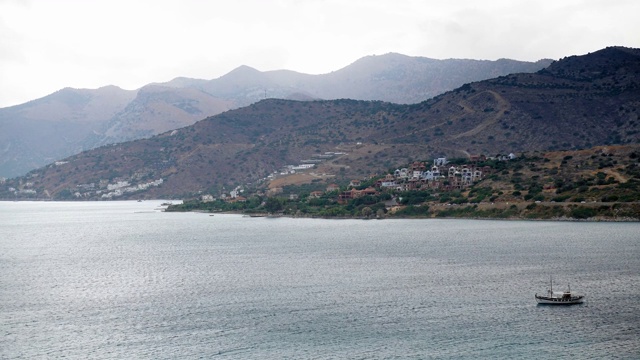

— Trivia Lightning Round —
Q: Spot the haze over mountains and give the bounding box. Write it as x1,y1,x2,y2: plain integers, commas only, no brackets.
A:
2,46,638,201
0,54,551,178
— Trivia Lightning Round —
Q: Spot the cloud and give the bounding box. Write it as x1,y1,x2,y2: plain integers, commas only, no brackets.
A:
0,0,639,107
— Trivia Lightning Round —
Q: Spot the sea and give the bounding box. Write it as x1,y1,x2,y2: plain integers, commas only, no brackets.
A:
1,200,639,359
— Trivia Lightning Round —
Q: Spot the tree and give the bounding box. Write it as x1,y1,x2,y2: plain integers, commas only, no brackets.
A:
361,206,373,218
264,197,283,213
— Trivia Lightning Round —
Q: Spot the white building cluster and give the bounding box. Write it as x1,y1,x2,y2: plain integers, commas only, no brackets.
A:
98,179,164,199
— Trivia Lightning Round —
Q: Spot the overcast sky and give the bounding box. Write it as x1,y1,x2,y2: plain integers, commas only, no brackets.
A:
1,0,638,108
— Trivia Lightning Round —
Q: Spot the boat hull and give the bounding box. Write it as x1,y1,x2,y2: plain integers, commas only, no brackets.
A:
535,295,584,305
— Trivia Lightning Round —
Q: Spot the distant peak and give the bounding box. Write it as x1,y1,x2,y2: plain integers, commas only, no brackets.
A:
95,85,130,93
379,52,411,58
228,65,261,74
358,52,413,62
97,85,121,90
56,85,124,93
162,77,207,88
217,65,267,83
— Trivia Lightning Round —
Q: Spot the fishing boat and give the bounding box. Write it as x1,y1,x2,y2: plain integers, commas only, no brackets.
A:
535,277,585,305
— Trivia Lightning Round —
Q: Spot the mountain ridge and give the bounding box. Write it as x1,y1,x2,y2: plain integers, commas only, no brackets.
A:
2,46,638,201
0,53,553,178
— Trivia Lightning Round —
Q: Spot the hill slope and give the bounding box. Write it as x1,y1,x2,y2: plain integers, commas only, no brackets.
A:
1,47,638,200
0,55,551,178
0,86,136,178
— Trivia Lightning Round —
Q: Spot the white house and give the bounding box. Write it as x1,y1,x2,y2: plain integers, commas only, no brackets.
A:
434,157,448,166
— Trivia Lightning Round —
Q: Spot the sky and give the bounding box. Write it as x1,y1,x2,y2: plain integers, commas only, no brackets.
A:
1,0,639,108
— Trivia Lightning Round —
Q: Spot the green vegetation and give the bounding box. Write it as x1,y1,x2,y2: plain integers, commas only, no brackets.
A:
168,145,640,221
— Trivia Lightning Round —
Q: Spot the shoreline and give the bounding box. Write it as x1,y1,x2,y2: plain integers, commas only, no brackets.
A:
182,210,640,222
3,199,637,222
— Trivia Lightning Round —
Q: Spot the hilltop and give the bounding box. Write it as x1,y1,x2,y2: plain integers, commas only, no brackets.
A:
0,46,638,201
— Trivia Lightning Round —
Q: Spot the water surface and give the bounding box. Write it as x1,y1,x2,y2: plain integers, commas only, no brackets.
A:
1,201,639,358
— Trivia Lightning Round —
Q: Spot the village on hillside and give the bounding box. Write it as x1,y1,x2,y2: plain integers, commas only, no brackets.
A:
0,146,515,202
170,143,640,221
210,151,518,205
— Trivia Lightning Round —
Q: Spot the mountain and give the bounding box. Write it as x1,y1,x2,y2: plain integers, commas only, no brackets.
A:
0,86,136,178
2,46,637,201
93,85,233,145
0,54,552,178
273,53,553,104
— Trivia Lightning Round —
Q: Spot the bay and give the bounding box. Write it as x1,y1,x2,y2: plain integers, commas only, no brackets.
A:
1,201,639,359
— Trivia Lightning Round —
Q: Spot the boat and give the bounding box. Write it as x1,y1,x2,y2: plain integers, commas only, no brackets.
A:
535,277,585,305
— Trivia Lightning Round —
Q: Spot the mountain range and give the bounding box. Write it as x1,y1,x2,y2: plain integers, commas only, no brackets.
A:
0,54,551,178
1,46,638,201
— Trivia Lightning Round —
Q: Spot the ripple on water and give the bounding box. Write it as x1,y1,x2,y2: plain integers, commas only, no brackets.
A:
1,202,639,359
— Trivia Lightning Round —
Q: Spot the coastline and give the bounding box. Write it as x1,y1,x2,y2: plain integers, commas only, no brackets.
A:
165,197,640,222
176,209,640,222
2,199,637,222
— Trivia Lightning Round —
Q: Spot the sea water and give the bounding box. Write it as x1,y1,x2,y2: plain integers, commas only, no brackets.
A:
1,201,639,359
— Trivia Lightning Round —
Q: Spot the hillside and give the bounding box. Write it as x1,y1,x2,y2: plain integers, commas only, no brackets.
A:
0,86,136,178
1,46,638,201
168,144,640,221
0,55,551,178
